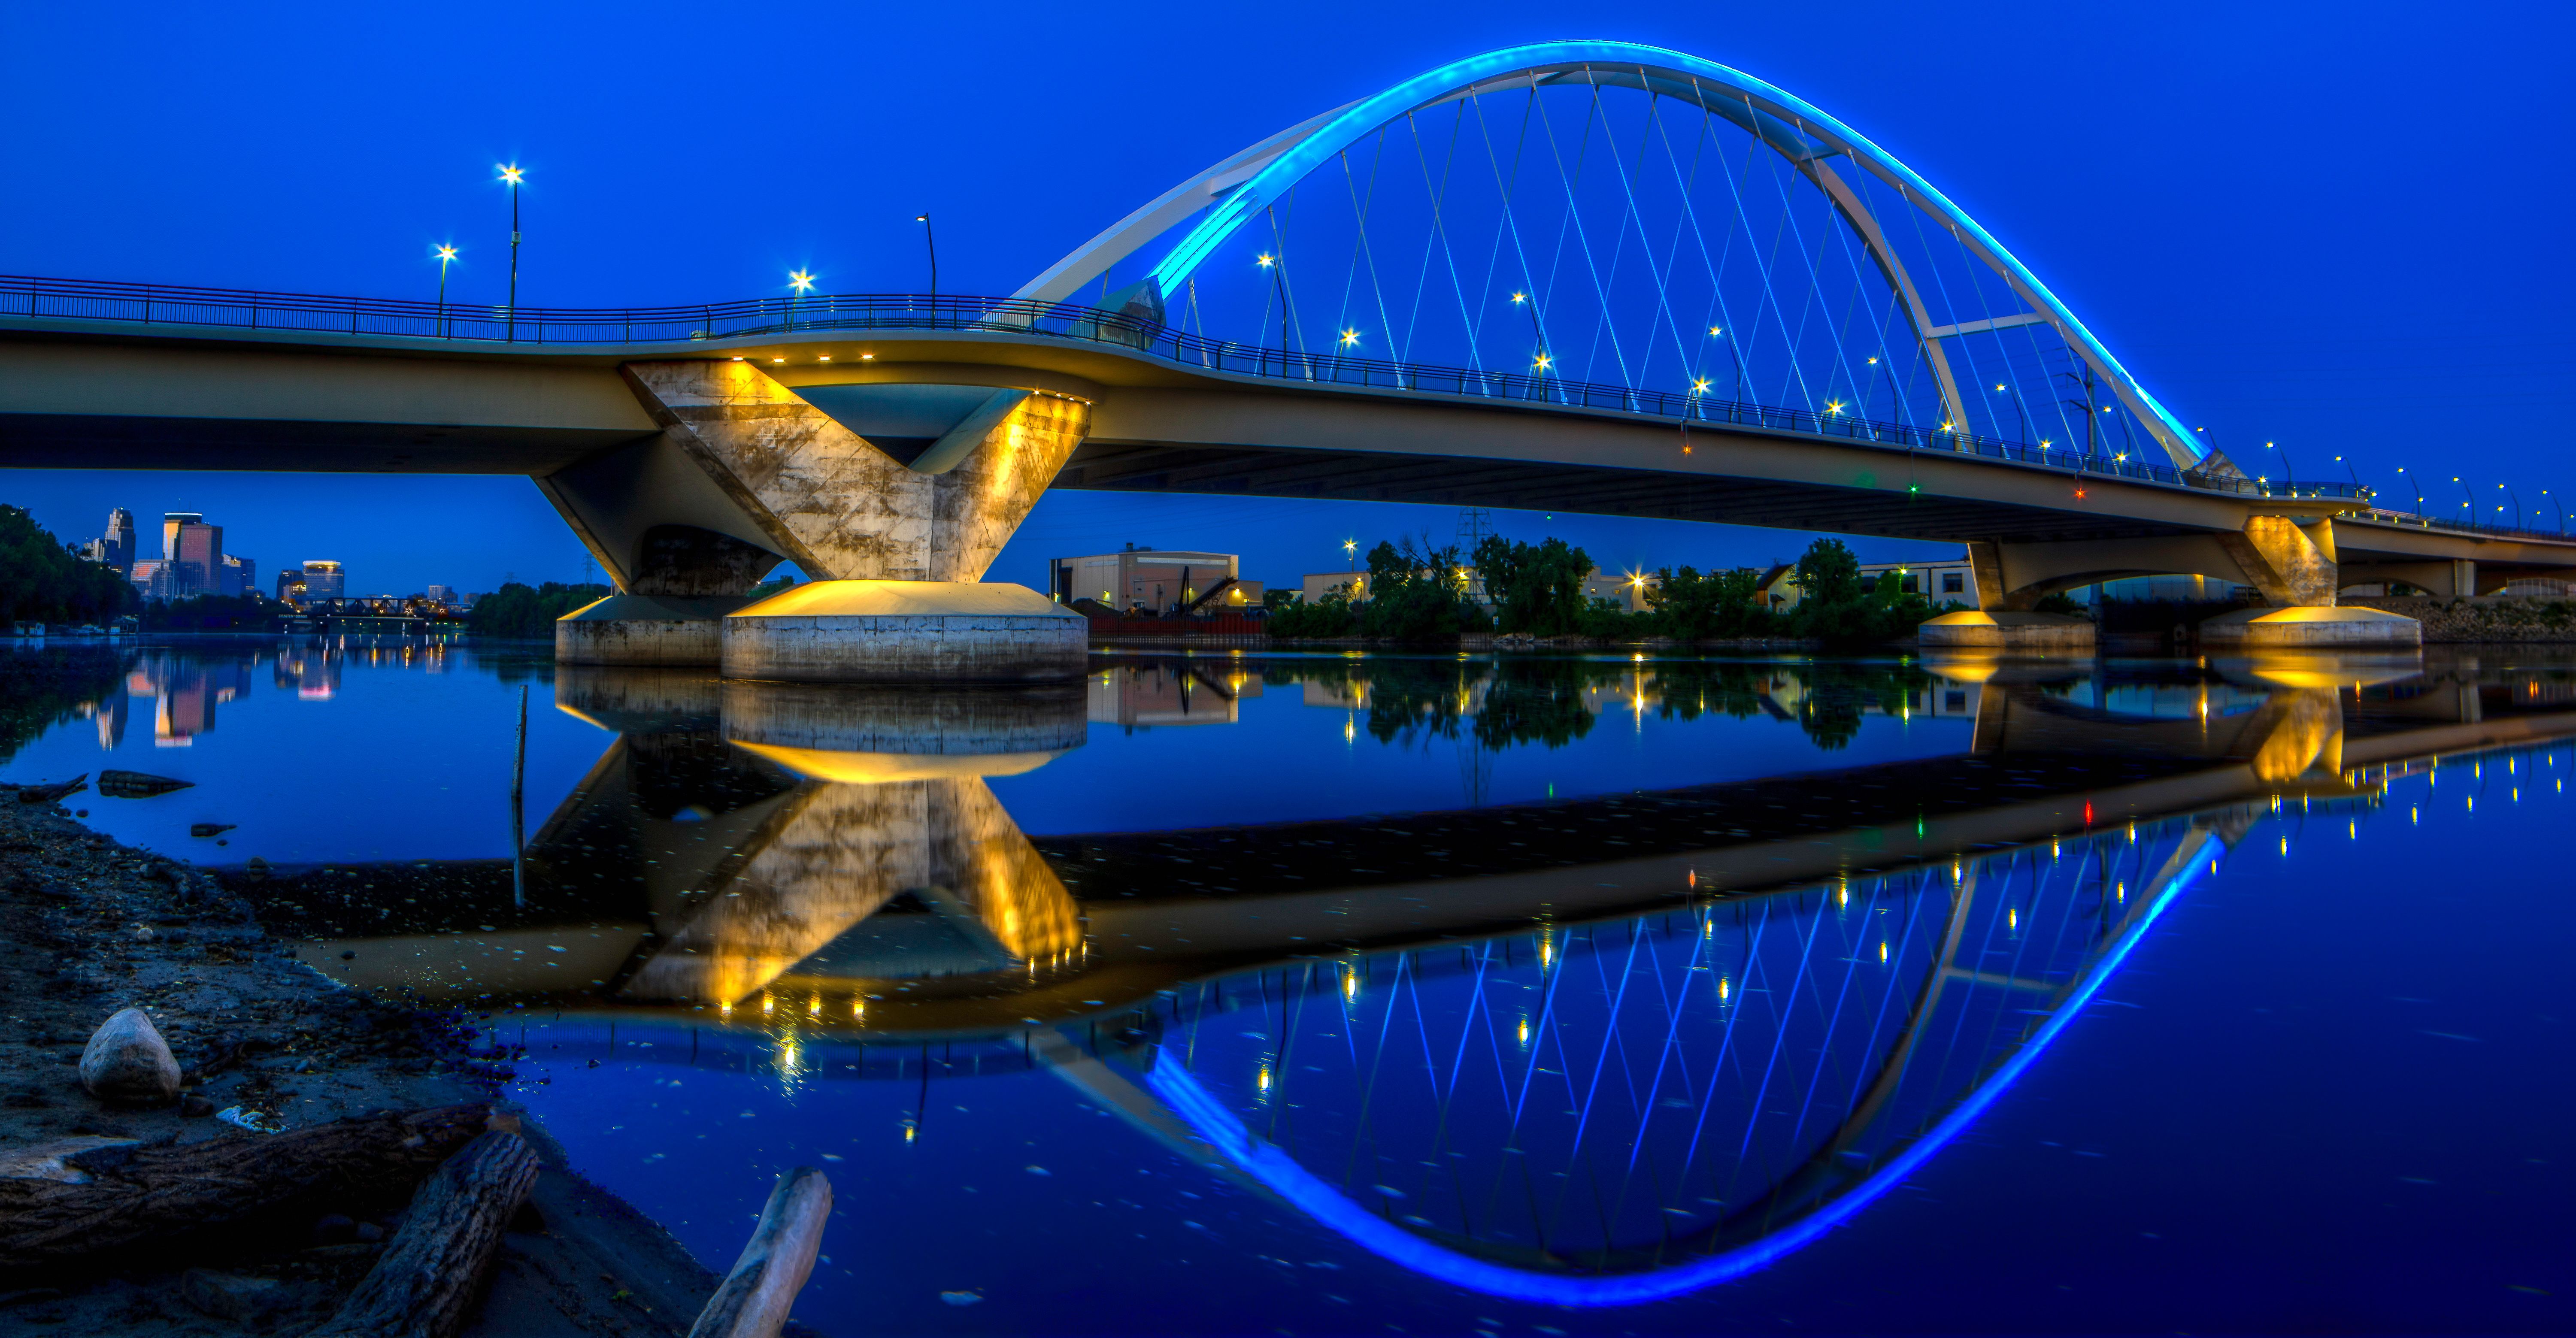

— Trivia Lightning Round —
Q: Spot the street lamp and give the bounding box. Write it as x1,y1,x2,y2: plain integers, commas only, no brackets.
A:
2396,467,2424,519
1991,382,2034,443
787,269,815,330
2501,483,2521,529
2454,475,2475,524
2546,489,2566,536
1256,251,1291,360
915,213,936,301
497,164,524,342
1510,291,1549,377
433,244,458,337
2265,440,2295,493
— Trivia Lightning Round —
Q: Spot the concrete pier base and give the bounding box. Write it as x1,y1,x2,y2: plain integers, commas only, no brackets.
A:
721,581,1088,684
1917,609,2096,653
720,679,1087,777
556,594,755,666
2197,605,2422,648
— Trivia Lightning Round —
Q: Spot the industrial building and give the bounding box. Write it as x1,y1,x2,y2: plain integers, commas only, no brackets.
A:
1054,546,1261,615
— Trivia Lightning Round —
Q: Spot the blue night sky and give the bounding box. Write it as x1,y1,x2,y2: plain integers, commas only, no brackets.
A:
3,2,2570,595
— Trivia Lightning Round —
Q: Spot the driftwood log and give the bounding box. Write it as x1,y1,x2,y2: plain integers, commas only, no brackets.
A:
0,1104,489,1271
687,1167,832,1338
307,1130,539,1338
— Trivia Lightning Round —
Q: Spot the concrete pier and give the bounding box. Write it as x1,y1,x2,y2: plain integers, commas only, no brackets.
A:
720,581,1087,684
556,594,755,666
1916,609,2096,653
2197,605,2423,648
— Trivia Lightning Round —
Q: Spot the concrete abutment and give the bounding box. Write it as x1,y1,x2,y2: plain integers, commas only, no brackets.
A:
543,360,1093,680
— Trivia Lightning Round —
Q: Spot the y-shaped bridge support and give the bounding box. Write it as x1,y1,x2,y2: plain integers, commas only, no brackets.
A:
542,362,1089,680
1920,515,2419,651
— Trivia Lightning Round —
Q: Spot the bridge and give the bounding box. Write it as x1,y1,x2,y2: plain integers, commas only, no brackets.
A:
9,40,2573,666
233,654,2576,1302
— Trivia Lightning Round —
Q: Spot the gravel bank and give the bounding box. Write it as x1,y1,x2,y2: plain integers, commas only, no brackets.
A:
0,780,730,1337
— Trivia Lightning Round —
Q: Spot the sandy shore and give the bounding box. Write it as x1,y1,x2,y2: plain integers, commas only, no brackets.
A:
0,779,742,1337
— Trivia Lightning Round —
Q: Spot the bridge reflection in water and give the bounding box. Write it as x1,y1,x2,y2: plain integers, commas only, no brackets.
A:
241,651,2576,1302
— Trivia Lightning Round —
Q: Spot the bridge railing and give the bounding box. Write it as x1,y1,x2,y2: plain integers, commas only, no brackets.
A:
1,275,2372,506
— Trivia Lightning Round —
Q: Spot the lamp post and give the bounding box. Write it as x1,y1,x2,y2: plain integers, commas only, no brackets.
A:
2335,454,2362,490
2454,475,2475,526
1257,252,1291,365
915,213,936,301
787,269,815,330
2396,467,2425,519
1991,382,2034,444
497,164,524,342
1511,291,1552,390
2502,483,2522,530
2546,489,2565,536
433,244,458,337
2265,440,2295,493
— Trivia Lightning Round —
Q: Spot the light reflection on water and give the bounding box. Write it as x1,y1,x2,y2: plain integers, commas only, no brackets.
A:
6,641,2576,1332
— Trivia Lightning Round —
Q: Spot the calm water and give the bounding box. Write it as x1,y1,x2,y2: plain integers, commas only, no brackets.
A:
6,636,2574,1334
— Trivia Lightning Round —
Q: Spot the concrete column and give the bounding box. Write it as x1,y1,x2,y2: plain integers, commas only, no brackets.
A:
1963,539,2013,611
2213,516,2339,608
553,362,1091,678
2448,559,2478,599
621,361,1086,584
2201,517,2420,647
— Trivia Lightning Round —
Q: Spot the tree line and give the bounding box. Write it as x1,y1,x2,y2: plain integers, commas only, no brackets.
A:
0,506,138,626
1266,533,1961,645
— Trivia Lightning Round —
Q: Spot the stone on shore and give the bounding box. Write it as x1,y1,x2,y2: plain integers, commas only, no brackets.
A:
78,1007,182,1105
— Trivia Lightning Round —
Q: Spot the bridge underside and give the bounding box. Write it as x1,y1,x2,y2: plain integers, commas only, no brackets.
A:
0,410,642,474
1057,439,2200,545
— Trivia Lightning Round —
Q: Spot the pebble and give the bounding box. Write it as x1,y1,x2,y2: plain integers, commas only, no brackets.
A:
78,1008,182,1105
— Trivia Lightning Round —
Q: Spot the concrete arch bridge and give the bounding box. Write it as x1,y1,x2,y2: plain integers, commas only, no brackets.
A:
8,41,2570,664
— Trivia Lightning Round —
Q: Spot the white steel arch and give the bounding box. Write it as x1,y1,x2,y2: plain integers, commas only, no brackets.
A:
1019,41,2209,470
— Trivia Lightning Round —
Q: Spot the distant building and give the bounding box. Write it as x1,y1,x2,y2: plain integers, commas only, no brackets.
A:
80,508,137,573
1302,570,1371,603
277,569,308,604
1756,555,1980,611
425,584,455,608
300,560,346,601
1582,570,1653,612
1052,547,1250,615
219,554,254,598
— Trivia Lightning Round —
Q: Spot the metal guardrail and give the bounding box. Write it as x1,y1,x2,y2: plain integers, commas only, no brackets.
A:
2348,507,2570,544
0,274,2381,507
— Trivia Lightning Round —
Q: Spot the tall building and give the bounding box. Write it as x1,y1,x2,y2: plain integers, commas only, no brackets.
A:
219,554,255,598
152,512,222,598
425,584,455,607
80,508,137,572
300,560,346,601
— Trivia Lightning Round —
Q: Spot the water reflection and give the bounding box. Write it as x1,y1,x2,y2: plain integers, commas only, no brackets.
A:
19,643,2575,1307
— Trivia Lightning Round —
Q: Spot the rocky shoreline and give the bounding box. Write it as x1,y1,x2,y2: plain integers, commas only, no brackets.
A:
0,781,733,1336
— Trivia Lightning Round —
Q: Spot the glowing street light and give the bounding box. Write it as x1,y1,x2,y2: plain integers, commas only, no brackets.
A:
432,244,458,336
1338,328,1359,348
497,163,525,341
787,268,816,331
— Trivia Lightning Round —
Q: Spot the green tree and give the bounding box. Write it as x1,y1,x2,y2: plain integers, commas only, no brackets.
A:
467,581,613,638
1646,565,1777,640
0,505,138,626
1770,539,1965,645
1357,536,1488,642
1473,535,1593,636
